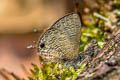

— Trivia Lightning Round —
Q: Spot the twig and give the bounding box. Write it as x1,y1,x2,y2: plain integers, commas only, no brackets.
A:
93,12,110,22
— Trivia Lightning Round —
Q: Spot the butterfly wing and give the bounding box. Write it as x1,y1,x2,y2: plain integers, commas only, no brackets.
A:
37,13,81,62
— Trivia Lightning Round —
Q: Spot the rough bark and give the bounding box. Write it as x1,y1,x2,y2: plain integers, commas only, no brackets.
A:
77,28,120,80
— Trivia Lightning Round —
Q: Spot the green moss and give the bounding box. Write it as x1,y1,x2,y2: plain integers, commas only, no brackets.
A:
29,63,86,80
80,25,107,51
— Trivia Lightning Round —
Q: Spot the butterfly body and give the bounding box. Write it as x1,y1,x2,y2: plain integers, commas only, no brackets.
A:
37,13,81,63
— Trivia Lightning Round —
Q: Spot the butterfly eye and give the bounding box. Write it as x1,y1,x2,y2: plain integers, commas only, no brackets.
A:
40,43,45,48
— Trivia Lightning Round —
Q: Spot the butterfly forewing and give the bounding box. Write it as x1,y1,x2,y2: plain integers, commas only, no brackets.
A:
37,13,81,62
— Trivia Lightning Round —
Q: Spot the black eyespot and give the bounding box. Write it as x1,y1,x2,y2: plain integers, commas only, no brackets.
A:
40,43,45,48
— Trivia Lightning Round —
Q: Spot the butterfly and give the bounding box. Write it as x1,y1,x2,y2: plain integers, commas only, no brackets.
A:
37,13,81,64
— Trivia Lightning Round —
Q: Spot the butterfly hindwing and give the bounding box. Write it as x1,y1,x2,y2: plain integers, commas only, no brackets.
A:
38,13,81,62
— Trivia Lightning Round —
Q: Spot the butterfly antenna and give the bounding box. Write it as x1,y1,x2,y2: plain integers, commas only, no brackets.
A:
27,44,38,49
